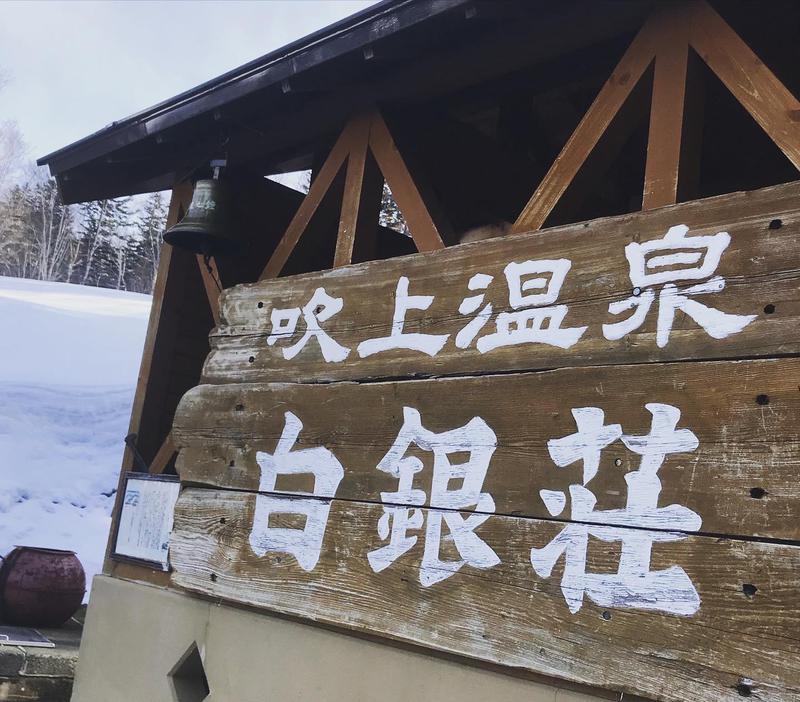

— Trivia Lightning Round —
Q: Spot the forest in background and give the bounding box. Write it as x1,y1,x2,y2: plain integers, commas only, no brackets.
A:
0,69,406,294
0,179,168,294
0,68,169,293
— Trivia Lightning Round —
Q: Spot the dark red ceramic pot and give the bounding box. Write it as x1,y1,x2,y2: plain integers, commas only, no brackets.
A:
0,547,86,627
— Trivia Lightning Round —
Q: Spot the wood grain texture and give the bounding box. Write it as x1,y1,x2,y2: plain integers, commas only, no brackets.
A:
334,113,376,268
642,10,690,210
690,0,800,171
170,487,800,702
175,358,800,542
368,110,448,251
204,182,800,385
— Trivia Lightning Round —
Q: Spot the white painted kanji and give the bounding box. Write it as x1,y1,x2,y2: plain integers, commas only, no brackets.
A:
249,411,344,572
473,259,587,352
454,272,494,348
266,287,350,362
367,406,500,586
603,225,756,347
357,277,450,357
531,403,702,615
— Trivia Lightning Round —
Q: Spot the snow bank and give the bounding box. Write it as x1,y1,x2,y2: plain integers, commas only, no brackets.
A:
0,276,151,595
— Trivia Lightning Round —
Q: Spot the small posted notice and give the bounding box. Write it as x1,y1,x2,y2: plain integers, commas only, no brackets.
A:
114,473,180,570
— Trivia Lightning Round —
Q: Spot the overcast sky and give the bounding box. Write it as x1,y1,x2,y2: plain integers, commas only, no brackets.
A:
0,0,376,161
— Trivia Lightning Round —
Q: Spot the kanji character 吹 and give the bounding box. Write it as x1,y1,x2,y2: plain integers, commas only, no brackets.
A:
603,224,756,347
357,276,450,357
476,259,587,352
367,406,500,586
266,287,350,362
531,403,702,615
249,411,345,572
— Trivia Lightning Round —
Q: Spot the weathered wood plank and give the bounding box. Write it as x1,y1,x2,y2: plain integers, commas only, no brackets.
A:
204,182,800,385
170,487,800,702
333,113,381,268
175,358,800,542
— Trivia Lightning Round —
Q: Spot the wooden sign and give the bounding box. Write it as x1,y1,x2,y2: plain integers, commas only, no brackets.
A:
204,182,800,384
170,184,800,702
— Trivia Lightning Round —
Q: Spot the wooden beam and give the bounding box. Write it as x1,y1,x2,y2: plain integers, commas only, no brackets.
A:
333,113,373,267
368,110,447,251
547,71,651,226
120,182,192,473
103,180,193,577
642,12,690,210
512,14,661,232
350,152,384,265
259,124,352,279
196,254,221,325
148,432,176,475
690,0,800,171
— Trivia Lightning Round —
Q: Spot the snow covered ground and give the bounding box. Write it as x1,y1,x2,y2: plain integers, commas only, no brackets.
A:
0,276,151,595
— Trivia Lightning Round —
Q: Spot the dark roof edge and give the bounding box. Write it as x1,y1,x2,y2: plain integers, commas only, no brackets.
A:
37,0,468,172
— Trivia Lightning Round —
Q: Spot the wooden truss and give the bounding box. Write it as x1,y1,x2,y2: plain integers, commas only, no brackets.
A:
105,0,800,584
260,108,447,280
512,0,800,233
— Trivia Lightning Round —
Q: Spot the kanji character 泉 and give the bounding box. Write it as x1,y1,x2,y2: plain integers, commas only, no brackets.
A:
603,224,756,347
249,411,344,572
266,287,350,362
367,406,500,586
531,403,702,615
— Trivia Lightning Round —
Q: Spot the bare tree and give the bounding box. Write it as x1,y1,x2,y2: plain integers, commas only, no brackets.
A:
0,68,26,195
27,176,76,281
0,121,26,195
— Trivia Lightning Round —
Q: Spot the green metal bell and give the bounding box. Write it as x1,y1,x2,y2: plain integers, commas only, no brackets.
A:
163,177,239,256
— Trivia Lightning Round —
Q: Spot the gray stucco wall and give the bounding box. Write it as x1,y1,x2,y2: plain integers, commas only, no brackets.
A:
72,576,623,702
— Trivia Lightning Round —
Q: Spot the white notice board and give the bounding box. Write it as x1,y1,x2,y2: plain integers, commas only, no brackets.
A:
112,473,180,570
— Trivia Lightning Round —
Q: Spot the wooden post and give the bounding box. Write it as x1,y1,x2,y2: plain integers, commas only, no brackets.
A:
334,113,380,267
512,0,800,233
642,10,691,210
196,254,222,325
260,126,353,279
102,180,193,582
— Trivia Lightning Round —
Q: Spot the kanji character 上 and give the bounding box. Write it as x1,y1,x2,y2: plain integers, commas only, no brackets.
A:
357,277,450,357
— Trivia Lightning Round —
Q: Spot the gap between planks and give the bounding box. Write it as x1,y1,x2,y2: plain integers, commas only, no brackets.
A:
173,480,800,551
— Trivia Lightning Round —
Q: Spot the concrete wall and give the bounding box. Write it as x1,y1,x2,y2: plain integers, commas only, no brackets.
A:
72,576,625,702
